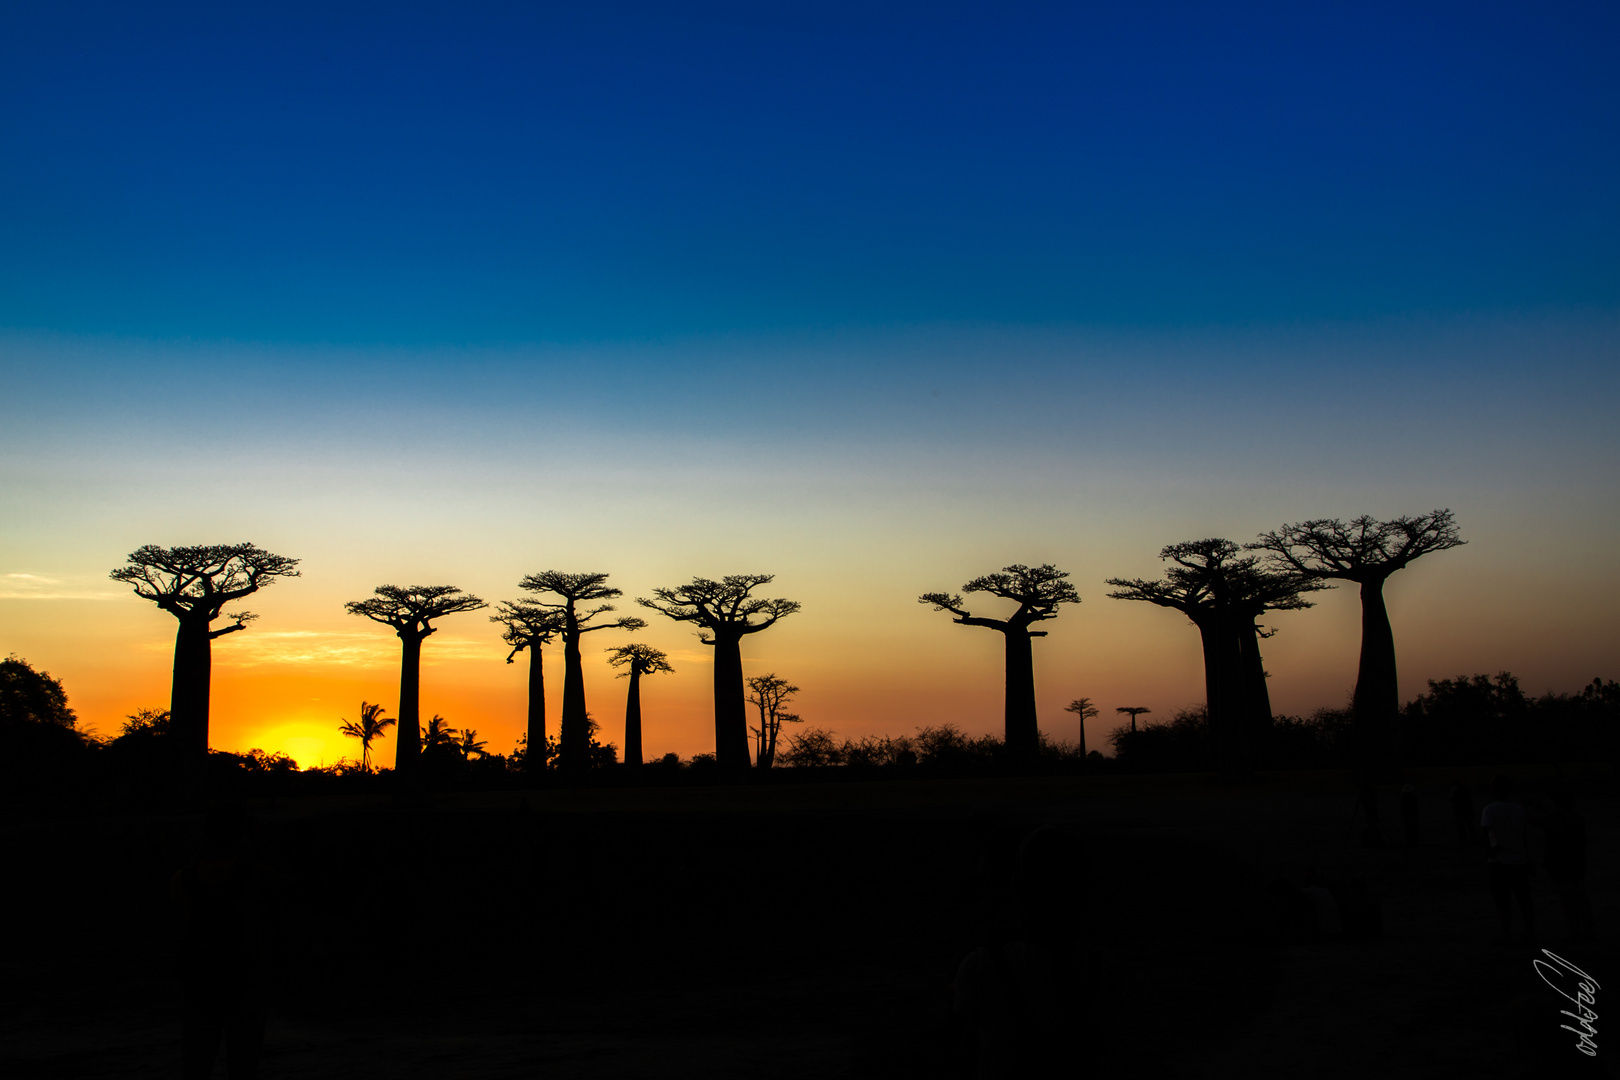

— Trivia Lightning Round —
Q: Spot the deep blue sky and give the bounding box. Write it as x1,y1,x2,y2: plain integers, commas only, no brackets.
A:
3,1,1616,343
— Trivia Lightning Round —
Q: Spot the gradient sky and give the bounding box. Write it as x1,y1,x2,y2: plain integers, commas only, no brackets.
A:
3,2,1617,767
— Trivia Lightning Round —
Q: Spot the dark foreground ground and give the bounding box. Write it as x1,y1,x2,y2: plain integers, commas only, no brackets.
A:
3,766,1615,1079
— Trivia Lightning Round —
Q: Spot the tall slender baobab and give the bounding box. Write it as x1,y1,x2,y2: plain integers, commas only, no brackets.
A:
1107,539,1321,774
1065,697,1099,759
605,643,674,768
490,599,567,779
337,701,395,773
517,572,645,771
110,543,301,759
1252,510,1464,841
638,574,801,771
345,585,486,781
920,564,1079,756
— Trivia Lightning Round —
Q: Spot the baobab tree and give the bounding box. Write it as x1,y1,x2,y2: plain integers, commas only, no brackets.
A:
337,701,395,773
1065,697,1099,759
1107,539,1321,774
490,599,567,778
1115,706,1151,734
1252,510,1464,840
517,572,646,771
345,585,486,781
638,574,801,771
110,543,301,758
919,564,1079,755
605,643,674,768
746,673,802,769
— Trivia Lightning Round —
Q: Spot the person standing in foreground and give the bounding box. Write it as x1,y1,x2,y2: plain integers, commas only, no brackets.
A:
1480,775,1536,947
172,803,272,1079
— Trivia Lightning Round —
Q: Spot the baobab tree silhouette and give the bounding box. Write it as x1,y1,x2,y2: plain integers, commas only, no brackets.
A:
337,701,395,772
344,585,486,782
638,574,801,771
605,643,674,768
1252,510,1464,841
1065,697,1099,760
1107,539,1321,775
746,673,802,769
490,599,567,780
110,543,300,759
517,572,646,772
1116,706,1151,734
920,564,1079,756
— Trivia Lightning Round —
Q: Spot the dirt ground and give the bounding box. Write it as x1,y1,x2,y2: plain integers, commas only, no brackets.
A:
3,766,1614,1078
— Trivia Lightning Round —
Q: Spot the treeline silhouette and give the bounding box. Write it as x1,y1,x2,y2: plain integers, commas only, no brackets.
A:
14,506,1618,808
1107,675,1620,773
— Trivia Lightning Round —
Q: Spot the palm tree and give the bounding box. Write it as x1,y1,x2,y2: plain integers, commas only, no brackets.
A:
421,714,458,753
337,701,395,772
456,729,487,759
515,572,646,771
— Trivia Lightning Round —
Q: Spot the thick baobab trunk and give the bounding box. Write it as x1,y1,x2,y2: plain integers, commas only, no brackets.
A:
170,616,213,759
526,645,547,779
1194,617,1246,776
1003,631,1039,755
1351,576,1398,842
560,630,589,770
623,667,643,767
1238,621,1273,732
395,633,423,777
712,633,750,770
1353,578,1399,725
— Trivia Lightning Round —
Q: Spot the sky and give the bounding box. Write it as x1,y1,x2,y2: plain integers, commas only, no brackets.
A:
2,2,1617,767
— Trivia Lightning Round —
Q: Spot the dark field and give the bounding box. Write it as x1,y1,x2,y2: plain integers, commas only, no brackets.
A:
4,768,1614,1078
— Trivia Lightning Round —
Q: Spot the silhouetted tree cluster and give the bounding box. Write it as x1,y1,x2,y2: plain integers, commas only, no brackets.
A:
746,673,801,769
776,723,1090,776
1399,673,1619,767
0,657,93,801
1107,705,1212,772
1101,670,1620,774
1108,540,1323,777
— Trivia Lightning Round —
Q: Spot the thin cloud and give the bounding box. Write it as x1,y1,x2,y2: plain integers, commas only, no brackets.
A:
208,630,498,669
0,572,121,600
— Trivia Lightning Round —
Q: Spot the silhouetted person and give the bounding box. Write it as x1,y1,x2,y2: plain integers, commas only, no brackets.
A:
1530,785,1597,943
1399,783,1420,846
173,803,272,1079
952,826,1091,1078
1480,775,1535,946
1448,783,1474,845
1299,871,1344,938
